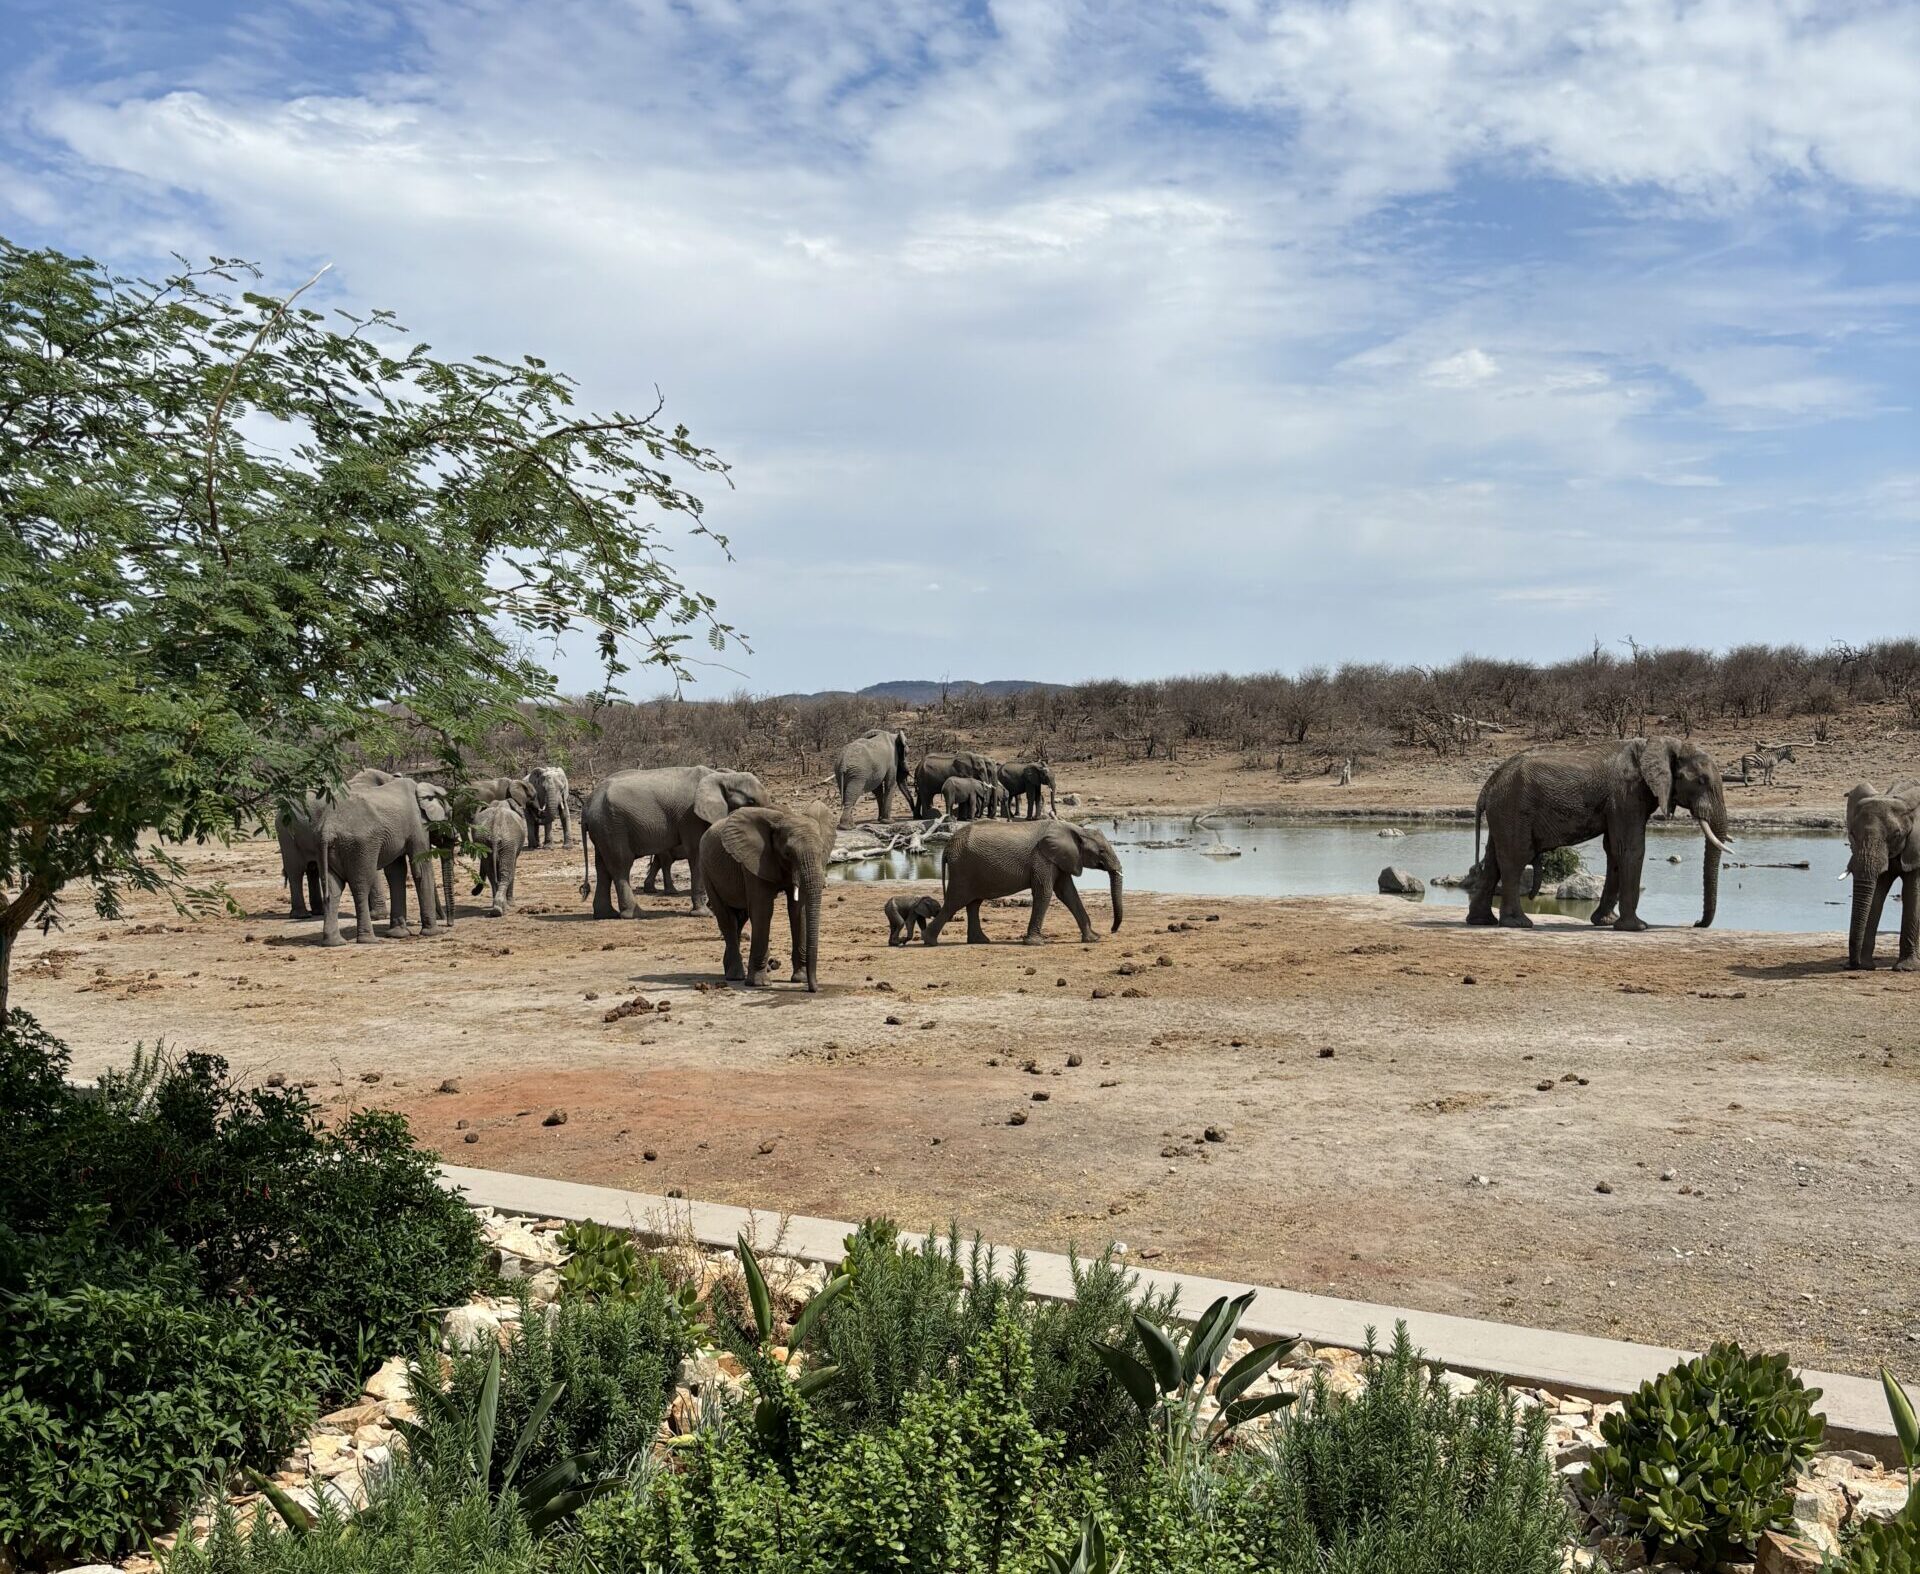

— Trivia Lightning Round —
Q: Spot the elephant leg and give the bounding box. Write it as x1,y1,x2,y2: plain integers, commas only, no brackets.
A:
1612,822,1649,931
1590,832,1620,925
473,853,489,897
1022,875,1054,943
1053,871,1098,943
1860,872,1894,968
611,858,640,918
319,867,348,947
367,874,389,922
501,850,517,911
715,903,746,981
685,836,710,916
924,899,959,945
560,805,571,849
745,884,775,984
593,856,617,918
384,863,411,938
413,857,442,936
877,782,893,823
786,889,805,978
965,900,988,944
352,876,381,943
1493,832,1532,928
1464,847,1498,926
1896,870,1917,971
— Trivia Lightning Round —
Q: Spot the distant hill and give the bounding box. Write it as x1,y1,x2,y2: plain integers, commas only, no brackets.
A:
773,678,1065,704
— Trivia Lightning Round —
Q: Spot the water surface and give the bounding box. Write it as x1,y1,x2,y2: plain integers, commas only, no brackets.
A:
830,816,1861,934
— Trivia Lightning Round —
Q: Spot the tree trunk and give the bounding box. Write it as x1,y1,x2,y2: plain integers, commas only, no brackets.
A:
1,883,51,1020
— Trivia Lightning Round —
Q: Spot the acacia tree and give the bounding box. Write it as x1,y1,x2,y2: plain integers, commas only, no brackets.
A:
0,242,736,1011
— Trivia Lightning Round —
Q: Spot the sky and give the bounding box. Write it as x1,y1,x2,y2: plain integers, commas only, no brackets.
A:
3,0,1917,697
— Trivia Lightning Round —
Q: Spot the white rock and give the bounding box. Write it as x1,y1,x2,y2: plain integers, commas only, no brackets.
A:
363,1356,411,1403
442,1303,503,1351
492,1223,563,1275
524,1267,562,1308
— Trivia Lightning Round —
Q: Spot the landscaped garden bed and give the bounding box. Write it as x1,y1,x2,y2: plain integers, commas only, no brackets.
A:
3,1017,1914,1574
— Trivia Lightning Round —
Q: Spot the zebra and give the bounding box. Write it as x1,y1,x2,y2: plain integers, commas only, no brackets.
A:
1734,743,1797,786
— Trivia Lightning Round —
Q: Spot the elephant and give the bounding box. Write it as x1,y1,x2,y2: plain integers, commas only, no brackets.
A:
276,798,329,919
469,774,534,813
278,770,453,926
1844,780,1919,971
642,853,684,894
525,765,572,848
698,801,839,990
1467,736,1731,931
997,761,1057,819
580,765,769,917
835,729,915,828
925,820,1124,945
940,776,992,821
884,893,941,946
913,751,996,819
315,771,452,946
469,797,526,915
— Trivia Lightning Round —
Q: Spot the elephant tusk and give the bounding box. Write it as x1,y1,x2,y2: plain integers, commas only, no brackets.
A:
1838,870,1851,881
1699,821,1732,854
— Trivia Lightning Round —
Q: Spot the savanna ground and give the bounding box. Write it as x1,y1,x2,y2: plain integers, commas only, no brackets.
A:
18,709,1920,1381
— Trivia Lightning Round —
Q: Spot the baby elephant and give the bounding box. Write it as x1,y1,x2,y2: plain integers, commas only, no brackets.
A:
884,893,941,946
470,797,526,915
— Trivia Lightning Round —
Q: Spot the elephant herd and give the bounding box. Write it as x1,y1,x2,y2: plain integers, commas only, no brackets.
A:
270,735,1119,994
271,730,1913,991
1467,735,1916,971
833,729,1057,828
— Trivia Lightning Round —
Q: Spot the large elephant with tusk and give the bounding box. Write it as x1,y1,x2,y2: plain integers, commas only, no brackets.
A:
1467,737,1731,930
1842,780,1919,971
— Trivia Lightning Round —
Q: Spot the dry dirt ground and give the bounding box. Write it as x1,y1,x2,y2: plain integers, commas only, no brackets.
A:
17,784,1919,1381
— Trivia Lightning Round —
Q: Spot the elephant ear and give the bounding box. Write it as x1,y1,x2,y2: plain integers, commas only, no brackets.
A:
1041,825,1087,876
799,801,840,850
1900,811,1920,874
719,812,784,883
693,776,730,826
1637,738,1676,815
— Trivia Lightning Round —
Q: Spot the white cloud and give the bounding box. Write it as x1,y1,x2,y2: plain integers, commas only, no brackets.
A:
1196,0,1920,207
2,0,1915,690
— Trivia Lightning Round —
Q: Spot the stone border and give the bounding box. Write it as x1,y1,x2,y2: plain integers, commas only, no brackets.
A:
438,1164,1898,1461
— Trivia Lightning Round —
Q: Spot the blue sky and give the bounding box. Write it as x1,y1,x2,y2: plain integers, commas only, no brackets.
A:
4,0,1917,696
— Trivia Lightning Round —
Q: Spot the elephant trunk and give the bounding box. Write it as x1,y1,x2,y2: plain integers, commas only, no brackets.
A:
1848,852,1883,966
800,870,823,992
1107,865,1124,932
1693,782,1729,929
1047,776,1057,817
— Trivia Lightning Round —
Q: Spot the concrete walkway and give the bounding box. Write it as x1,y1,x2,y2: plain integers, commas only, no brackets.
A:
440,1163,1896,1457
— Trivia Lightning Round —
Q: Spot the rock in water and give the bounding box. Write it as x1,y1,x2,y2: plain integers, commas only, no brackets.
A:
1555,870,1604,900
1378,867,1425,896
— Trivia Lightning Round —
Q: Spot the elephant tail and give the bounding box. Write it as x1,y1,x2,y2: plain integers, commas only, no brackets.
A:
579,827,592,900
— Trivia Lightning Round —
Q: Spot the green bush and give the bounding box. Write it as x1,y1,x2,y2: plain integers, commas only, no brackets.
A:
1838,1518,1920,1574
1,1029,483,1379
577,1312,1093,1574
1537,845,1582,882
432,1278,693,1489
800,1223,1166,1463
1585,1342,1824,1566
0,1272,324,1567
1226,1325,1574,1574
558,1220,647,1301
172,1465,540,1574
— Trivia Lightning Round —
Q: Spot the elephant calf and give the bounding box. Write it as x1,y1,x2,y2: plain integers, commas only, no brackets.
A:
884,893,941,946
471,798,526,916
941,776,991,821
927,821,1124,945
699,802,838,990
